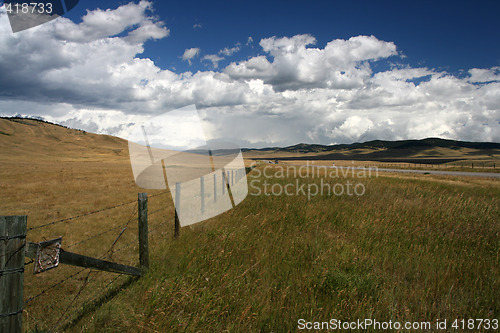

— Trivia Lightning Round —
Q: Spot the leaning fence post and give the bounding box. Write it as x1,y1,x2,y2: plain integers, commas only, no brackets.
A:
200,176,205,213
138,193,149,273
0,215,27,333
174,183,181,238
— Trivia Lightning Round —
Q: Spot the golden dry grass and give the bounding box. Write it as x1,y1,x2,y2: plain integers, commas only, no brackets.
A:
0,118,256,331
71,164,499,332
0,119,173,331
1,118,499,332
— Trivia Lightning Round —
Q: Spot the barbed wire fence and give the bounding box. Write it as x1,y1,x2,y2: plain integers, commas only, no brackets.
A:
1,191,173,332
2,167,252,332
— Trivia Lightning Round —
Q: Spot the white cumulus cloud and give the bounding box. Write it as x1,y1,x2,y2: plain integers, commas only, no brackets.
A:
0,2,498,147
226,34,398,91
468,67,500,83
202,54,224,69
182,47,200,65
219,45,240,56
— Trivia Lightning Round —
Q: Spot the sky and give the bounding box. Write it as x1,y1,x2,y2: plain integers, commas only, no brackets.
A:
0,0,499,148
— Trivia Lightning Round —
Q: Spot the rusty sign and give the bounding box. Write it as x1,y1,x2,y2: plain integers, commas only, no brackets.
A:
33,237,62,274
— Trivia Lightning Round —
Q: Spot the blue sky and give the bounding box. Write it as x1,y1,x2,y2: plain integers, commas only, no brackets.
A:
0,0,499,147
61,0,500,74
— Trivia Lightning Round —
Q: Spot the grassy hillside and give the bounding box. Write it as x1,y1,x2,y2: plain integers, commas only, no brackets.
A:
0,117,127,161
243,138,500,165
0,118,499,332
0,118,161,332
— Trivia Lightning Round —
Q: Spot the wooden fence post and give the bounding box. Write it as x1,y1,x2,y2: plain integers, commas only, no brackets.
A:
200,176,205,213
0,216,27,333
222,172,226,195
138,193,149,273
213,174,217,202
174,183,181,238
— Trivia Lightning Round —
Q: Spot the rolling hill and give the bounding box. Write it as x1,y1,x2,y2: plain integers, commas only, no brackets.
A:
2,116,499,164
0,117,128,161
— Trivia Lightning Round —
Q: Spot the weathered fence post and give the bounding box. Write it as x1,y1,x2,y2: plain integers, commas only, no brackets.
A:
213,174,217,202
222,172,226,195
138,193,149,273
0,215,27,333
174,183,181,238
200,176,205,213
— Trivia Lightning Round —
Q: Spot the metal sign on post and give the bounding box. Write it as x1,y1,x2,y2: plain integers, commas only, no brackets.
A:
33,237,62,274
26,237,142,277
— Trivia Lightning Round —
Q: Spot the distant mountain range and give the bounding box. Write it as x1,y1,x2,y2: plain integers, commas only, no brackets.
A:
242,138,500,164
243,138,500,153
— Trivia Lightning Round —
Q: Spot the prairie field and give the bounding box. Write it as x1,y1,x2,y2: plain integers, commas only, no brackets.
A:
0,118,499,332
67,165,500,332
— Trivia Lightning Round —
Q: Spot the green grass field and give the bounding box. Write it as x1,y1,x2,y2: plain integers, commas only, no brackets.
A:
70,165,500,332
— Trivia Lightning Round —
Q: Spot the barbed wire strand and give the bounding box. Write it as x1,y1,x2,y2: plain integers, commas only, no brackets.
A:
28,199,137,231
66,204,137,249
148,220,170,236
24,258,35,266
25,205,139,306
0,244,26,274
57,273,126,332
48,211,141,332
25,266,88,305
148,191,169,198
104,204,140,260
0,235,26,263
49,269,96,332
24,193,167,328
148,206,167,216
111,238,137,255
66,223,127,249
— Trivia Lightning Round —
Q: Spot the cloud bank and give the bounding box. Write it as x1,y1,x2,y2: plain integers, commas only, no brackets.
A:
0,1,498,147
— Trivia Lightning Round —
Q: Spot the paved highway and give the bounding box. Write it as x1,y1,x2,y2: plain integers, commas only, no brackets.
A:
332,166,500,179
261,160,500,179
